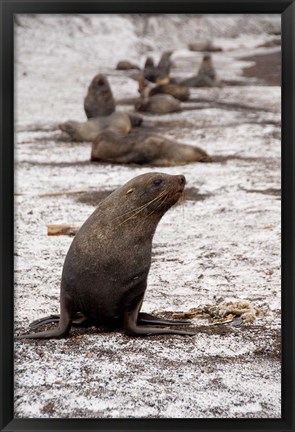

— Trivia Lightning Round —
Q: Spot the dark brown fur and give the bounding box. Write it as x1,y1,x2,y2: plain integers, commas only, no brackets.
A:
16,173,197,339
84,74,116,118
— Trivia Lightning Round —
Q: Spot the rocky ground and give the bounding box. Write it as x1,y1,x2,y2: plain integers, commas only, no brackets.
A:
14,14,281,418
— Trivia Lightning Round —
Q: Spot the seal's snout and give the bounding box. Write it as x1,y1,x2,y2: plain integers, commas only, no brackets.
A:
174,175,186,198
178,175,186,186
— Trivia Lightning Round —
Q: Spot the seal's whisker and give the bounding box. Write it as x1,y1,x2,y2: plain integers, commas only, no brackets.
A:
143,193,169,220
115,191,167,221
117,191,168,226
116,191,167,219
126,192,168,223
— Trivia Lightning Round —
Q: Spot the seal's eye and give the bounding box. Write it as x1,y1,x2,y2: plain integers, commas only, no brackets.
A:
153,179,162,187
97,79,104,86
126,188,134,195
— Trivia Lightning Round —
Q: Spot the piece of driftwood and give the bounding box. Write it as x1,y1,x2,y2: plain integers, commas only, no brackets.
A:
47,224,80,236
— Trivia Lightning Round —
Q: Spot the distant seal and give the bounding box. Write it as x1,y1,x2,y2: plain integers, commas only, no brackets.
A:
59,113,132,141
157,51,173,76
188,41,222,52
91,129,211,165
16,172,197,339
116,60,140,70
143,57,156,82
181,54,220,87
138,78,190,102
84,74,116,118
148,83,190,102
128,113,143,127
135,94,181,114
143,52,172,84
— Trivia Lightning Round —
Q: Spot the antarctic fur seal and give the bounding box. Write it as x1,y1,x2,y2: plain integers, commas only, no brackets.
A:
188,41,222,52
91,129,211,166
116,60,140,70
143,52,172,84
156,51,173,77
148,83,190,102
16,172,197,339
138,77,190,102
135,94,181,114
181,54,220,87
59,112,132,141
84,74,116,118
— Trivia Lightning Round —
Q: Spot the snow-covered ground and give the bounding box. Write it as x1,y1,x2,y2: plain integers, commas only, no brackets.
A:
14,14,281,418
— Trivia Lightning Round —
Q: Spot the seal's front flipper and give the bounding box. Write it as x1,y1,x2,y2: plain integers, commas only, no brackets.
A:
29,314,60,329
15,291,74,340
124,296,196,336
138,312,189,326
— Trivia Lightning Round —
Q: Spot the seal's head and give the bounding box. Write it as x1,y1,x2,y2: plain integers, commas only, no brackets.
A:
134,100,148,112
115,172,186,225
58,120,81,140
84,73,115,118
144,57,155,68
59,120,78,134
203,54,211,61
89,74,112,95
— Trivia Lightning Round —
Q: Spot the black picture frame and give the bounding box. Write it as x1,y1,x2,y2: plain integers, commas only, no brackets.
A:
0,1,294,431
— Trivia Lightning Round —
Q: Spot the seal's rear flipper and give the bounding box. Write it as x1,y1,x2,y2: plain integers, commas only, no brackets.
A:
124,296,197,336
138,312,189,326
15,323,71,340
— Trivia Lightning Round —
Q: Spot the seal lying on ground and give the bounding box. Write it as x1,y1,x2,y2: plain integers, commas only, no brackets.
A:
59,112,132,141
91,129,211,165
188,41,222,52
148,83,190,101
84,74,116,118
181,54,220,87
135,94,181,114
16,172,197,339
138,77,190,102
116,60,140,70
